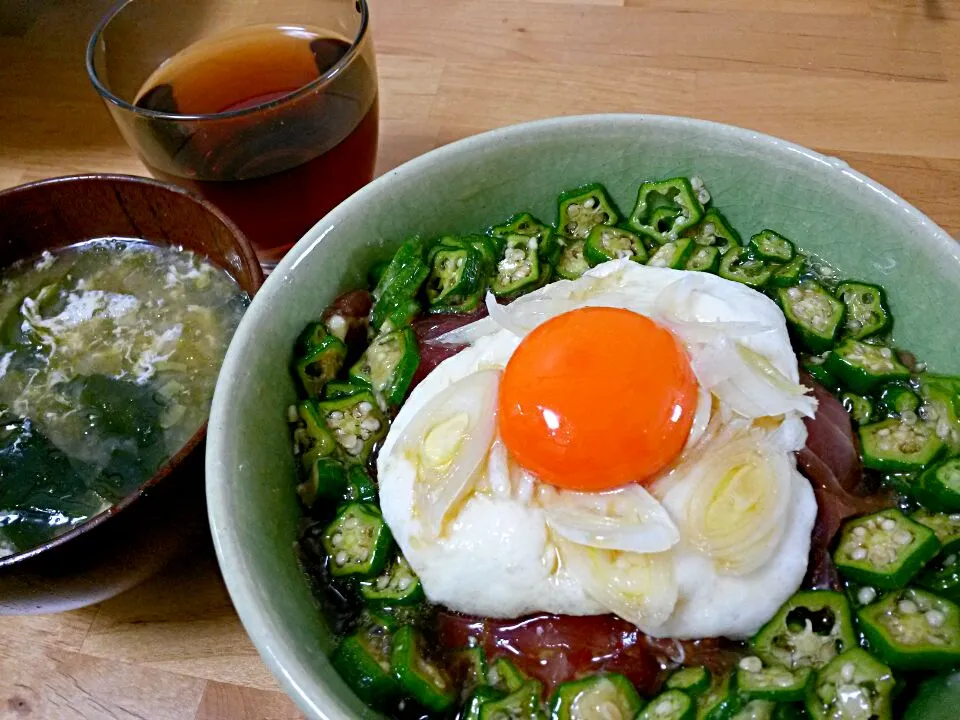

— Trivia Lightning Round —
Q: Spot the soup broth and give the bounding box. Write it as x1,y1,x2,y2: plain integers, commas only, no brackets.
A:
0,239,247,557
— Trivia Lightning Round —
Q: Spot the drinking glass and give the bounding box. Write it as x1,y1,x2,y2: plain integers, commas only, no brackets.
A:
87,0,379,269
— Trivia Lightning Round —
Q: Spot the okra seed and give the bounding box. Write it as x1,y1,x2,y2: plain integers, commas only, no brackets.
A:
738,656,763,673
344,517,359,529
901,410,918,425
567,204,579,218
359,401,373,413
926,610,945,627
880,518,897,532
584,198,597,209
894,530,913,545
947,554,958,565
858,587,877,605
853,526,867,537
286,405,299,423
335,551,348,566
340,434,360,450
361,418,381,432
329,411,344,422
398,577,412,591
898,600,919,614
331,533,343,547
787,287,801,299
850,548,867,561
653,700,674,716
375,575,389,590
877,428,890,438
840,663,856,683
881,347,892,359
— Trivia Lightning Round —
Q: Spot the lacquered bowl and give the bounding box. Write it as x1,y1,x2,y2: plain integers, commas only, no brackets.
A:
206,115,960,719
0,174,263,613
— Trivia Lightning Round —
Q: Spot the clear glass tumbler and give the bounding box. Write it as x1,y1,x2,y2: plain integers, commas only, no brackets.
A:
87,0,379,269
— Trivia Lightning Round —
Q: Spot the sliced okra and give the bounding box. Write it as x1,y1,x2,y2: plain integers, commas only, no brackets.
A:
487,657,528,694
859,417,945,472
479,681,542,720
665,666,711,696
734,656,812,702
684,208,742,251
858,587,960,670
914,457,960,513
390,625,456,711
804,648,894,720
318,391,388,464
917,549,960,603
637,689,694,720
492,233,550,298
556,239,590,280
359,553,424,605
776,282,845,353
349,327,420,407
345,465,378,503
628,177,704,244
841,392,874,425
768,255,806,288
751,590,857,670
324,380,364,400
548,673,644,720
298,457,347,509
648,238,695,269
292,399,336,469
425,237,487,312
800,357,841,392
836,281,892,340
322,502,393,578
452,646,488,697
748,229,795,263
293,332,348,398
492,212,551,239
918,379,960,452
463,686,506,720
684,245,721,273
719,247,774,288
833,509,939,589
583,225,647,265
697,673,739,720
331,615,400,706
912,509,960,554
371,236,429,330
876,383,920,418
823,339,910,394
557,183,620,239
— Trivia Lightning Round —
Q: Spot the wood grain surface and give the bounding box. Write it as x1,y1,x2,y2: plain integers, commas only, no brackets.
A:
0,0,958,718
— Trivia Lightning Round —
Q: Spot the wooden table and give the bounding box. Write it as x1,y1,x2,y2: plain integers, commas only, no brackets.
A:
0,1,958,718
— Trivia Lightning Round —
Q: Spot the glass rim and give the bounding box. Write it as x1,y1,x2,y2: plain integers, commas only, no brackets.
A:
85,0,371,122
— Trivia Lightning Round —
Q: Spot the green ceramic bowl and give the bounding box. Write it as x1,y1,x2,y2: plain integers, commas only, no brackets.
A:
206,115,960,719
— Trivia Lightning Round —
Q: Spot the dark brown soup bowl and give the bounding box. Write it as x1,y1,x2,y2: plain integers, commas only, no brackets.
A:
0,174,263,613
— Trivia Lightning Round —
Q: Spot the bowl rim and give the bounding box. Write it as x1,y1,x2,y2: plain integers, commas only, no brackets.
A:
206,113,960,720
0,172,263,569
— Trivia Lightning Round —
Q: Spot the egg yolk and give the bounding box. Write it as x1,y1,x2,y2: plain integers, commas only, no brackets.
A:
498,307,698,491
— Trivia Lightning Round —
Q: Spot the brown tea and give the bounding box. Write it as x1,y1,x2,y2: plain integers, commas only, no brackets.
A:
134,24,378,264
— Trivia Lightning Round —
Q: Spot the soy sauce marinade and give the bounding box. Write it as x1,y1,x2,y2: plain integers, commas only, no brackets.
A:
288,178,960,719
134,24,378,262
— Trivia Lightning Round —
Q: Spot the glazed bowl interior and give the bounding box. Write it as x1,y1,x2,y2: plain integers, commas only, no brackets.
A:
206,115,960,719
0,174,261,609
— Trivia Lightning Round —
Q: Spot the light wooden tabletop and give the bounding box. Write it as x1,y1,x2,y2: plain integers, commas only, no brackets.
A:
1,1,958,718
